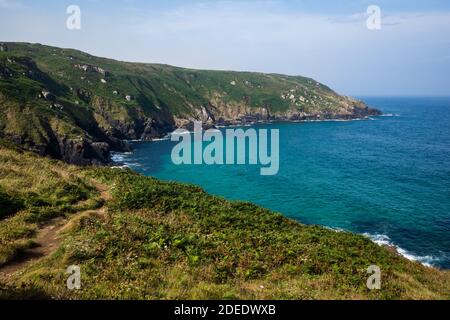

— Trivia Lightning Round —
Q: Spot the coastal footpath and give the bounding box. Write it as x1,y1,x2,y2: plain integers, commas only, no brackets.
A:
3,43,445,300
0,42,380,165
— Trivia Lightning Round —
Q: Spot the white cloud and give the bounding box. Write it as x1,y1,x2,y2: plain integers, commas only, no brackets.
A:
0,1,449,95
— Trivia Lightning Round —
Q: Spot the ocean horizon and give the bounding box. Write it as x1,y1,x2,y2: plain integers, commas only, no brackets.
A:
112,96,450,269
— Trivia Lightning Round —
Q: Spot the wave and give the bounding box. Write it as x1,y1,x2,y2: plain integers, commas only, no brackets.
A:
110,152,142,169
378,113,400,117
110,152,132,162
294,118,369,123
320,228,438,267
363,233,439,267
111,161,141,169
152,136,171,141
110,164,129,169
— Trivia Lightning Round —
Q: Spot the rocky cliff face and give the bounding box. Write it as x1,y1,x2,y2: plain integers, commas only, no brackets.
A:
176,95,379,127
0,42,381,165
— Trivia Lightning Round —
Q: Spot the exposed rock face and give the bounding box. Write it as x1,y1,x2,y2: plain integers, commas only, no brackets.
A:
0,65,13,79
2,86,379,166
0,42,382,166
89,95,175,143
56,138,109,165
74,63,109,76
173,97,380,129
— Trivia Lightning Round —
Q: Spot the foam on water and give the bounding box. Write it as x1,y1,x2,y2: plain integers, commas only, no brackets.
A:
363,233,439,267
115,97,450,269
110,151,141,168
378,113,400,117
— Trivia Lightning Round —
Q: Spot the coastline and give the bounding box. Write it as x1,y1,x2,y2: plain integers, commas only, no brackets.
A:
108,111,445,270
108,114,382,166
1,144,448,299
110,149,441,269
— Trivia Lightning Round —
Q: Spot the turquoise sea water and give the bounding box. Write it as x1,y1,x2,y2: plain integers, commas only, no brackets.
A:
114,97,450,268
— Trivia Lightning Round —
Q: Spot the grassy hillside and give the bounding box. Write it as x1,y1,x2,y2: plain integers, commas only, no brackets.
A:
0,42,380,165
0,143,448,300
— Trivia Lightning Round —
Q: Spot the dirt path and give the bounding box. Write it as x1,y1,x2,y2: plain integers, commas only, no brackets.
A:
0,181,110,279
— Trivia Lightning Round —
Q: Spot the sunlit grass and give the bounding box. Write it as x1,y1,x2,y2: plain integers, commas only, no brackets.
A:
0,145,449,300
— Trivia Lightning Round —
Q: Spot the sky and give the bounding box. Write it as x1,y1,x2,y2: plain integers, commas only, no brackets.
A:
1,0,450,96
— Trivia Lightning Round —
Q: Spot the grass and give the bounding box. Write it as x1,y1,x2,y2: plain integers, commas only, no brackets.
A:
0,144,449,300
0,42,375,161
0,145,103,267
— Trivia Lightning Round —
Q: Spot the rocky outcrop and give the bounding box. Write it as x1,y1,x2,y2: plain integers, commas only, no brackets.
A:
5,92,378,166
0,42,383,166
56,138,115,165
173,97,380,129
74,63,109,76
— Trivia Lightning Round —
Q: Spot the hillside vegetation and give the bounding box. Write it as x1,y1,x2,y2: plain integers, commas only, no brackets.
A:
0,143,448,300
0,42,380,165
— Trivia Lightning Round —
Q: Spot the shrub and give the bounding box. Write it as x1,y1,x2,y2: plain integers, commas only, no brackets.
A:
0,187,23,219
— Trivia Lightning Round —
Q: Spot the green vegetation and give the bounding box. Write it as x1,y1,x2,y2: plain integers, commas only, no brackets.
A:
0,43,440,300
0,186,23,219
0,144,102,268
0,42,333,113
0,42,377,164
0,144,448,300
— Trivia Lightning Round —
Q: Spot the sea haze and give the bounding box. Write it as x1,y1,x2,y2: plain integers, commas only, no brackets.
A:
113,97,450,269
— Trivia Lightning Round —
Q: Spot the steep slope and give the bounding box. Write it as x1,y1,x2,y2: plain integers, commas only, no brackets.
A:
0,42,380,164
0,144,448,300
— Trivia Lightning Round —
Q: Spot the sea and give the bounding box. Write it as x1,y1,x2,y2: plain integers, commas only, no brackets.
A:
112,97,450,269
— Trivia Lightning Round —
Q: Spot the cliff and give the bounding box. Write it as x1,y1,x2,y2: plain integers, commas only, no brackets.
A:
0,42,381,165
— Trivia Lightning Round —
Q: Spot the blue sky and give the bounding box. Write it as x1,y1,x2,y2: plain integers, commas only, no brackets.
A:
1,0,450,95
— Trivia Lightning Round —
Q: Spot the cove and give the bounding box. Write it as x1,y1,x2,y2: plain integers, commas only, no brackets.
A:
113,97,450,269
